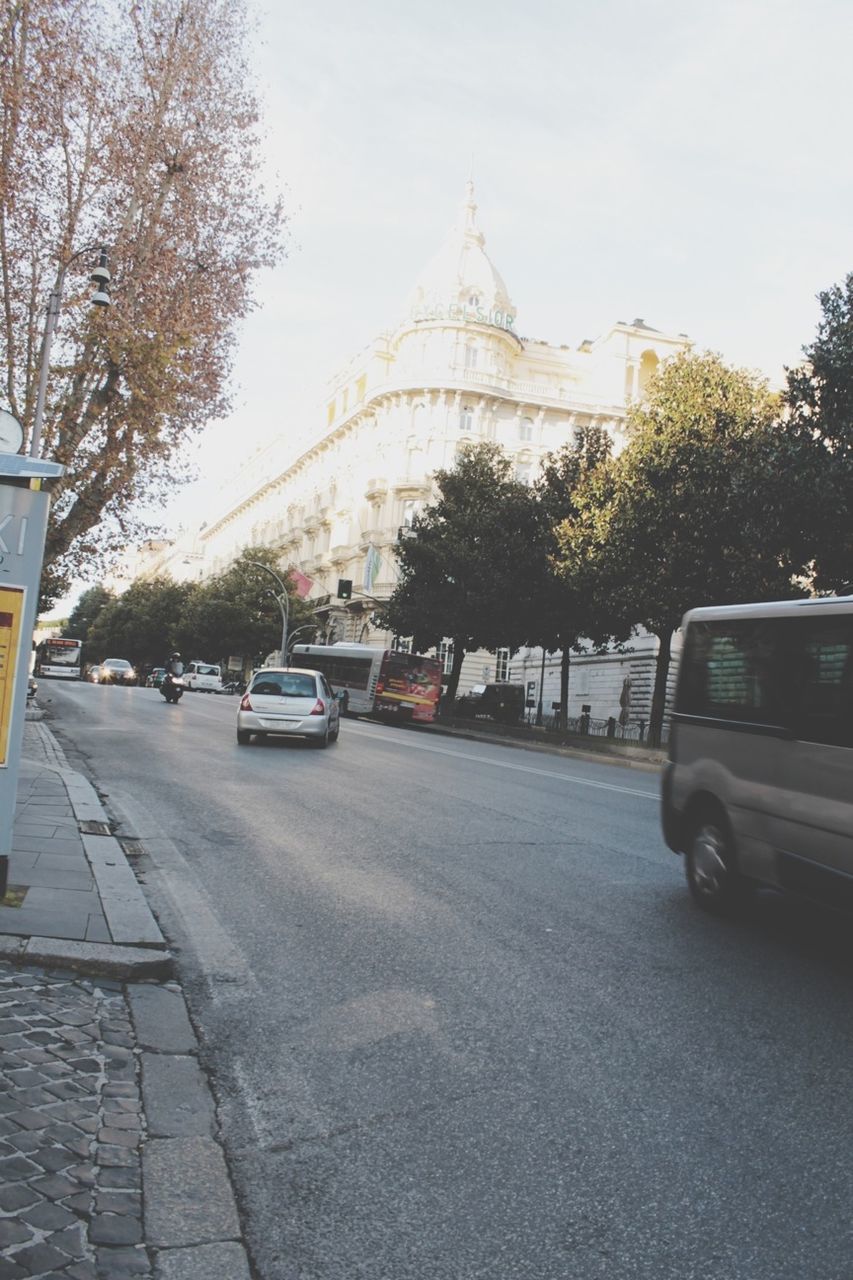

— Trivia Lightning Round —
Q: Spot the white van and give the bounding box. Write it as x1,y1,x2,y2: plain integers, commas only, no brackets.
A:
663,596,853,914
183,661,222,693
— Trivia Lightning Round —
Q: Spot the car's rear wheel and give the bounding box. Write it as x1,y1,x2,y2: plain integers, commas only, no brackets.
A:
237,730,251,745
314,725,330,749
685,808,742,914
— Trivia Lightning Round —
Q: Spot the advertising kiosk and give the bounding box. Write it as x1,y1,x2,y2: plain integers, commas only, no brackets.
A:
0,448,64,897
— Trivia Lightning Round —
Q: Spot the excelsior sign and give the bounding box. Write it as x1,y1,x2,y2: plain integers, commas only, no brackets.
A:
411,301,516,331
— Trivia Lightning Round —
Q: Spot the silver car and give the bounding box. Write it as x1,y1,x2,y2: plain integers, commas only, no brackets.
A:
237,667,341,747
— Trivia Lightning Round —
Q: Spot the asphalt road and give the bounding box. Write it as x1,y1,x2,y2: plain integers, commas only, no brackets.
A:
42,680,853,1280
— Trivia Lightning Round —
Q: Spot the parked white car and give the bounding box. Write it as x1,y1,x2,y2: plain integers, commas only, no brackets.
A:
183,661,222,693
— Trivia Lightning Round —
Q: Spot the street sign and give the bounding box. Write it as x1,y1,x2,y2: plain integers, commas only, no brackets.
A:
0,587,25,766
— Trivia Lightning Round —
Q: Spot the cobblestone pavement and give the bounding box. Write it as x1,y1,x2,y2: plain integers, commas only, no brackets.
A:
0,962,149,1280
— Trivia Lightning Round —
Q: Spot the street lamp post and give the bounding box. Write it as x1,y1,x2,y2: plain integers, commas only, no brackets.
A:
30,245,111,459
285,625,314,662
247,561,289,665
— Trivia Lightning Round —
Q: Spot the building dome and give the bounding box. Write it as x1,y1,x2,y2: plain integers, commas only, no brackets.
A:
405,182,516,331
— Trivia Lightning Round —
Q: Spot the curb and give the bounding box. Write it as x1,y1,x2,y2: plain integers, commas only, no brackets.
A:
0,935,173,979
417,719,666,773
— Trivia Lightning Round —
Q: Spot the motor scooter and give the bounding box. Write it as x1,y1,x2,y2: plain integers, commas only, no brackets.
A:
160,672,185,703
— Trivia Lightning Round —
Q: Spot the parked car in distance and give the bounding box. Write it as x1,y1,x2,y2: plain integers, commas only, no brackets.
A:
237,667,341,747
456,682,525,724
99,658,137,686
146,668,166,688
184,661,222,693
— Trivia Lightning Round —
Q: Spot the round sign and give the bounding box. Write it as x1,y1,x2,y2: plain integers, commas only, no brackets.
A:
0,408,23,454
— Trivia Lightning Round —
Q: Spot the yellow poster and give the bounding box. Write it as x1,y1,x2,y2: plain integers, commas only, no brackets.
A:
0,585,25,768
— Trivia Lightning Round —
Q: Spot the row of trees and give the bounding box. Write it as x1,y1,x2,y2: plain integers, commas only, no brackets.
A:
2,0,283,607
380,277,853,743
67,550,318,673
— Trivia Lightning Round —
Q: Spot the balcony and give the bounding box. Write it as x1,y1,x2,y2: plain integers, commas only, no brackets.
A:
365,477,388,501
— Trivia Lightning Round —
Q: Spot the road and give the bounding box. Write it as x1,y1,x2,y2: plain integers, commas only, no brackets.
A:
41,680,853,1280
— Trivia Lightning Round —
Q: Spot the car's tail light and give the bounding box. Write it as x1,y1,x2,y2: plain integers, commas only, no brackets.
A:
310,698,326,716
240,693,253,711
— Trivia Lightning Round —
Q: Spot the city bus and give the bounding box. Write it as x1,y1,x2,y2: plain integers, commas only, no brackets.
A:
33,636,83,680
290,643,443,723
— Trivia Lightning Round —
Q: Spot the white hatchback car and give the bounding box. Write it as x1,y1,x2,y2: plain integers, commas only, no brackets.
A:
237,667,341,748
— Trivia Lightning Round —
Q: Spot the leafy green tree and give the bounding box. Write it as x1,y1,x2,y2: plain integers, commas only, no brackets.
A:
86,577,196,668
379,444,546,703
559,352,812,744
533,427,624,727
784,272,853,592
186,548,318,668
65,586,115,644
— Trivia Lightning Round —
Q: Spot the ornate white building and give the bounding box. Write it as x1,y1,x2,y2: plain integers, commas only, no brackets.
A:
139,184,690,718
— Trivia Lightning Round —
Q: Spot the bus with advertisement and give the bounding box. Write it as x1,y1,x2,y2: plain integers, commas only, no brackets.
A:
290,643,443,723
33,636,83,680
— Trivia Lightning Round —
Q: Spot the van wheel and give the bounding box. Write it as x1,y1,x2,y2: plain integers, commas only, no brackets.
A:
237,730,251,745
685,809,741,914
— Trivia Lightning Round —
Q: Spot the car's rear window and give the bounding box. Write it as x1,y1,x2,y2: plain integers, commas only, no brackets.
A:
251,673,317,697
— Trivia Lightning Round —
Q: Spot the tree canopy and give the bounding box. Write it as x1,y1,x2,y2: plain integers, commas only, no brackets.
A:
785,272,853,593
557,351,813,742
1,0,284,605
80,548,318,670
379,443,546,700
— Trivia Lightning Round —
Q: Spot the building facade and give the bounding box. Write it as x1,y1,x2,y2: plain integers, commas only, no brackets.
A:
137,184,690,718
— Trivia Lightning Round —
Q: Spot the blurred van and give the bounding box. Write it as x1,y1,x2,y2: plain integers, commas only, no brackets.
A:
183,661,222,693
663,596,853,914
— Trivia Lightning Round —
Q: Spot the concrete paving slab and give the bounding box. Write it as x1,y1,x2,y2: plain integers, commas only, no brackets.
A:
0,905,93,941
128,987,197,1055
11,836,84,856
140,1055,215,1138
154,1241,252,1280
143,1137,240,1248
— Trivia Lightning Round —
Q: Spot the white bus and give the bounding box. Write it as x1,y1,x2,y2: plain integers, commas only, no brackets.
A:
290,643,443,723
663,595,853,915
33,637,83,680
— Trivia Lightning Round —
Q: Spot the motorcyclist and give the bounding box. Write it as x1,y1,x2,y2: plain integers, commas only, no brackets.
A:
162,652,184,693
164,652,184,678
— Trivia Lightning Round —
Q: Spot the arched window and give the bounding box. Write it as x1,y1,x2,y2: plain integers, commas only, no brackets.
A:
459,405,474,431
638,350,659,395
468,293,480,307
464,343,477,370
519,416,534,442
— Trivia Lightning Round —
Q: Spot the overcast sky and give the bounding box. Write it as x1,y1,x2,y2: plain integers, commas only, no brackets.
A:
158,0,853,533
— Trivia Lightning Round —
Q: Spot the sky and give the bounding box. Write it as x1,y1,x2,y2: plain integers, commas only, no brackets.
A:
59,0,853,606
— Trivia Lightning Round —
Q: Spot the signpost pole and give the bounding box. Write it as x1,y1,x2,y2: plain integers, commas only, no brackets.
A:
0,455,64,898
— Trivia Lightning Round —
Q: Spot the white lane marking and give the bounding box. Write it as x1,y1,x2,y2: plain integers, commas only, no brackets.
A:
343,722,659,800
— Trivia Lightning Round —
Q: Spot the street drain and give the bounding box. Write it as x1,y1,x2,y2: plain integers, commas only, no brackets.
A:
79,820,111,835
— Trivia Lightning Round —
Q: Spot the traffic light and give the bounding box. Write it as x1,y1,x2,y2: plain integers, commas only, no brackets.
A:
337,578,352,600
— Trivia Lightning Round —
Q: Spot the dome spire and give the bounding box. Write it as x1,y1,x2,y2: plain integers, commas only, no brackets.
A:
405,181,515,327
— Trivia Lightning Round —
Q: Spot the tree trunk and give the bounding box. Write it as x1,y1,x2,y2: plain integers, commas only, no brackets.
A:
444,639,466,704
649,627,674,747
559,646,571,731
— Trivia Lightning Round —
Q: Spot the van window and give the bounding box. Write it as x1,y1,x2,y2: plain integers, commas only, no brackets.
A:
679,619,781,724
785,616,853,748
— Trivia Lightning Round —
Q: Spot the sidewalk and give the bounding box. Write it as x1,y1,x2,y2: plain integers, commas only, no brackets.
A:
0,711,251,1279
